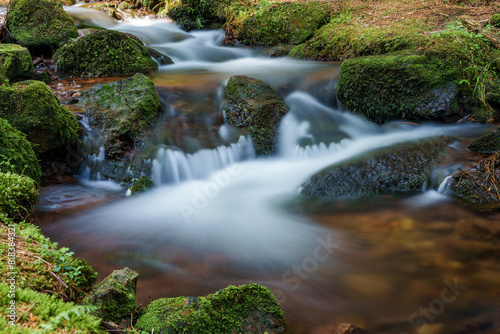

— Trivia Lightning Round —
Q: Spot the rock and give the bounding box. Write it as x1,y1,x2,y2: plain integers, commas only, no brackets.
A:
0,80,79,156
0,172,38,223
53,30,158,77
336,54,460,124
335,323,370,334
135,283,286,334
222,75,288,156
80,73,161,159
301,138,452,200
0,44,34,84
7,0,78,54
128,176,154,195
0,118,42,186
84,267,139,323
452,153,500,211
468,128,500,153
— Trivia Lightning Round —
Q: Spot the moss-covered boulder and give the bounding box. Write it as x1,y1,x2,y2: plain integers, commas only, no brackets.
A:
80,73,161,158
53,30,158,77
136,283,286,334
7,0,78,53
0,81,79,156
301,138,452,201
0,44,33,84
0,118,42,185
336,54,460,124
467,128,500,153
128,176,154,195
0,172,38,223
222,75,288,156
84,267,138,323
452,153,500,211
227,1,332,46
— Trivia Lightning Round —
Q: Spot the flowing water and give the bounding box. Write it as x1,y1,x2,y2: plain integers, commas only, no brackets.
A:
35,7,500,333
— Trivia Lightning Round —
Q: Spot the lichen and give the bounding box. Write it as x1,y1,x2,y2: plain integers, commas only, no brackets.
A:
136,283,286,333
0,81,79,156
7,0,78,53
53,30,158,77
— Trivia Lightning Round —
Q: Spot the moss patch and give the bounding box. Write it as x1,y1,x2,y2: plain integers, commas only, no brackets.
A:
0,44,33,85
53,30,158,77
222,75,288,156
0,172,38,223
136,283,286,333
7,0,78,53
0,81,79,156
468,128,500,153
129,176,154,195
80,73,161,158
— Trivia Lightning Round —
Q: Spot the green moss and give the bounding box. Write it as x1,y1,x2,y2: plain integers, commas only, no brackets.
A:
468,129,500,153
129,176,155,195
53,30,158,77
7,0,78,53
336,53,461,124
136,283,286,333
222,75,288,156
0,81,79,156
490,13,500,27
0,172,38,223
0,44,33,84
167,0,226,30
0,118,42,185
0,283,104,333
80,73,161,158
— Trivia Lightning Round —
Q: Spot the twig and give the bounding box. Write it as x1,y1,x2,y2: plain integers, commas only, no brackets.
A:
14,301,38,323
51,271,68,289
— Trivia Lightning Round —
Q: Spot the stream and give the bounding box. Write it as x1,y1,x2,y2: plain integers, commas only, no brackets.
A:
35,6,500,334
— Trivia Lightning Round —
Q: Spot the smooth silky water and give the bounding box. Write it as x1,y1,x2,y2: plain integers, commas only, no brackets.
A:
35,7,500,333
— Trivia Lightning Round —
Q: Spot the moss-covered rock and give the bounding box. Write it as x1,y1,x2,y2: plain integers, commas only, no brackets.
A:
222,75,288,156
80,73,161,158
0,172,38,223
0,118,42,185
7,0,78,53
0,80,79,156
84,267,139,323
468,128,500,153
490,13,500,27
452,153,500,211
227,1,332,46
53,30,158,77
0,44,33,84
136,283,286,334
167,0,226,30
129,176,154,195
301,138,452,201
336,54,460,124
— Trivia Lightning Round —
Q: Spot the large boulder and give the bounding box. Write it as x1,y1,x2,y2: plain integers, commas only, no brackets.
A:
467,128,500,153
301,138,452,200
336,54,460,124
0,172,38,223
135,283,286,334
0,44,33,84
80,73,162,158
7,0,78,53
222,75,288,156
0,81,79,156
0,118,41,186
53,30,158,77
84,267,139,323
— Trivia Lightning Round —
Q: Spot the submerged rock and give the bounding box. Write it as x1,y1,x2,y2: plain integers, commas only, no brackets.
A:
7,0,78,54
222,75,288,156
0,118,42,186
336,54,460,124
302,138,452,201
0,44,34,84
452,153,500,211
80,73,161,158
53,30,158,77
135,283,286,334
84,267,139,323
0,80,79,156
